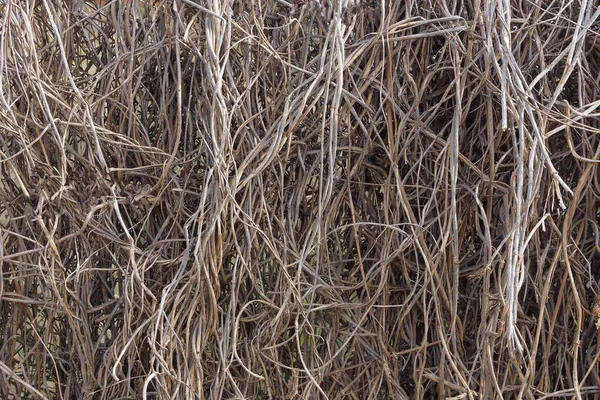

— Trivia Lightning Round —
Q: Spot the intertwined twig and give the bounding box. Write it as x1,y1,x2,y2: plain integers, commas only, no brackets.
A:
1,0,599,399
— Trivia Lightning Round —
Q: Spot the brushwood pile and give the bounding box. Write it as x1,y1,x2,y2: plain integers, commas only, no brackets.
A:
1,1,600,399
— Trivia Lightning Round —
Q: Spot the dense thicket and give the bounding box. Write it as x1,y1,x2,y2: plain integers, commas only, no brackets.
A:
1,0,600,398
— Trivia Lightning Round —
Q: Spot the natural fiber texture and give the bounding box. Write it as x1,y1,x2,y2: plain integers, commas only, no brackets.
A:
1,0,600,398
